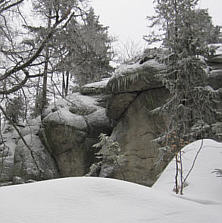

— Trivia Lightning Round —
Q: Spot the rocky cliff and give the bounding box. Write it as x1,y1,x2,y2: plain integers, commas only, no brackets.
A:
1,45,222,186
104,59,169,186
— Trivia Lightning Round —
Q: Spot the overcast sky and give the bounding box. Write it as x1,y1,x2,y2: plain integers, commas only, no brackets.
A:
90,0,222,50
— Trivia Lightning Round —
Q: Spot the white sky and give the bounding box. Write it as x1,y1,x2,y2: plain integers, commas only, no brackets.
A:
90,0,222,49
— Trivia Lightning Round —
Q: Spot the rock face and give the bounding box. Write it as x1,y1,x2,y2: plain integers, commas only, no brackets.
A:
102,59,169,186
95,47,222,186
40,90,112,177
0,119,58,184
0,82,112,184
110,88,169,186
38,48,222,187
2,46,222,187
0,125,17,182
13,134,58,180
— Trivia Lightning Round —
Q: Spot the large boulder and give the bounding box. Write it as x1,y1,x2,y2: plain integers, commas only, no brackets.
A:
102,50,222,186
0,134,16,182
109,88,169,186
41,110,88,176
107,59,165,94
0,118,57,184
106,93,137,122
85,108,110,137
13,134,58,181
106,58,166,123
207,69,222,90
40,92,112,177
96,58,170,186
80,78,109,95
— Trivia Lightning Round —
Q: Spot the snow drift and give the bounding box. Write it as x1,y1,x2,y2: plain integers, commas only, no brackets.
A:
0,176,221,223
0,139,221,223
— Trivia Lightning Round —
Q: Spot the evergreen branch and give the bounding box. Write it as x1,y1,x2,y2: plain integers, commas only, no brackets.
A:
183,139,204,184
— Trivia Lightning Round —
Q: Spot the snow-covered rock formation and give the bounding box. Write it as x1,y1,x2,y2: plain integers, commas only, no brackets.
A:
0,119,58,185
93,47,222,186
1,46,222,187
39,89,112,178
103,57,169,186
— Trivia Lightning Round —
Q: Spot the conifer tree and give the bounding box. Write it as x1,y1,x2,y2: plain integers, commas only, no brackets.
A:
146,0,218,194
57,7,113,86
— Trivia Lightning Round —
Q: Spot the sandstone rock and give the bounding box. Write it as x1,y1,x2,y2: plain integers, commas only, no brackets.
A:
86,108,111,137
44,108,87,131
13,134,58,181
80,78,109,95
93,59,172,186
0,141,16,182
207,55,222,63
0,125,18,182
106,93,137,121
40,121,88,176
102,53,222,187
69,104,96,116
68,93,102,115
20,125,40,137
40,93,112,178
109,88,169,186
208,70,222,90
107,59,165,94
12,176,25,185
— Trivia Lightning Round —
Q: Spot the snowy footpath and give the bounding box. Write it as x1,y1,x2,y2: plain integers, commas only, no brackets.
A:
0,139,221,223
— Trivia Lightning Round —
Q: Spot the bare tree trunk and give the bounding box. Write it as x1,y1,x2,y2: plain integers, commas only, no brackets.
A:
34,77,40,117
40,9,52,119
62,71,70,97
62,71,65,97
179,151,184,195
65,71,69,96
41,48,49,118
175,153,179,194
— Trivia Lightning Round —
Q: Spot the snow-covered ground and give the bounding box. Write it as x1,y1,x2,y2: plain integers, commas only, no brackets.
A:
154,139,222,202
0,139,221,223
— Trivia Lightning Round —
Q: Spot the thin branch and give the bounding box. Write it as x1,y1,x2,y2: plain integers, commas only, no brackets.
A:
0,9,72,82
183,139,204,184
0,69,29,94
0,0,24,14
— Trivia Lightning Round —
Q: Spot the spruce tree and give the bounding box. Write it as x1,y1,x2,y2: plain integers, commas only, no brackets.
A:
146,0,218,194
58,7,114,86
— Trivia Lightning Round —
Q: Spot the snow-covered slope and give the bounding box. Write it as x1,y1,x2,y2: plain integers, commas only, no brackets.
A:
154,139,222,204
0,175,221,223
